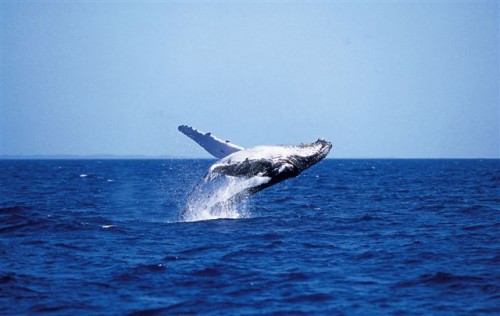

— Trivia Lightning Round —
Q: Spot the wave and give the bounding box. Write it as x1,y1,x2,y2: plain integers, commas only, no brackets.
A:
394,271,497,293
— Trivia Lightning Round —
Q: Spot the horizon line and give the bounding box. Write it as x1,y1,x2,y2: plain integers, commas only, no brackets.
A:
1,154,498,160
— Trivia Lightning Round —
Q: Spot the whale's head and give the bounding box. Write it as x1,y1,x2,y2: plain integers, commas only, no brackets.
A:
274,138,332,179
291,138,332,168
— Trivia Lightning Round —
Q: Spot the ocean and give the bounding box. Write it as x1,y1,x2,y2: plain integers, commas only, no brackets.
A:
1,159,498,315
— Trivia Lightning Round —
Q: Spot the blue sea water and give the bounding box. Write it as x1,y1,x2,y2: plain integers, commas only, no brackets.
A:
0,159,498,315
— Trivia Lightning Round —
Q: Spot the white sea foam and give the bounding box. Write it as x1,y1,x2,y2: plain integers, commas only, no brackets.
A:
180,174,270,222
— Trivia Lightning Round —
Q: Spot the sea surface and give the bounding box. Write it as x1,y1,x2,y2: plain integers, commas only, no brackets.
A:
1,159,498,315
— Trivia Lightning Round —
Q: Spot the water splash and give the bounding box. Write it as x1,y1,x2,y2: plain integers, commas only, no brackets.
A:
179,174,270,222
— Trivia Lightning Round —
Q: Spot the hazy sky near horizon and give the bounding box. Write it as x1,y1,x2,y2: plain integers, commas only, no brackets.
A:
2,1,499,158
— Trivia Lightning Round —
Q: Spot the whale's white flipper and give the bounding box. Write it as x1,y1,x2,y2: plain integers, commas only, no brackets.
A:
178,125,244,159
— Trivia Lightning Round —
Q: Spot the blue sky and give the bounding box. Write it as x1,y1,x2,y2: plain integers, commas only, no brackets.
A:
2,1,498,158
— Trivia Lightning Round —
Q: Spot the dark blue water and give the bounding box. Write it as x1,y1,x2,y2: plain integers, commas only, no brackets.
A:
1,159,498,315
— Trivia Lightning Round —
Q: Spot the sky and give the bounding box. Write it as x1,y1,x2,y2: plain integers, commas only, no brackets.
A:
1,1,498,158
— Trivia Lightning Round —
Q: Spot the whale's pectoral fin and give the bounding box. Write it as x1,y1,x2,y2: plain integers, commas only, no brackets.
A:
178,125,244,159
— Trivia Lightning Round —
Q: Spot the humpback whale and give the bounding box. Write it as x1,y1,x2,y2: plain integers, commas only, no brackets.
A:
178,125,332,220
